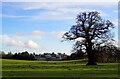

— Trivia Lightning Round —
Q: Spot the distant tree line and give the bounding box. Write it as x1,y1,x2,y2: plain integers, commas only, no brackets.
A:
0,45,120,62
0,51,85,60
67,50,86,60
67,44,120,63
1,51,35,60
94,45,120,62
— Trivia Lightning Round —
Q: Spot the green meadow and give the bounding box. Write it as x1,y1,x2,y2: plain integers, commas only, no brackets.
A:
2,59,120,79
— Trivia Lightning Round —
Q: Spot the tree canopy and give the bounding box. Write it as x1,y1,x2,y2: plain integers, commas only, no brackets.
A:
63,11,114,65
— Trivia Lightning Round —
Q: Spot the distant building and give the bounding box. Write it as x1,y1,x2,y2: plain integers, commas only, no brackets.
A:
34,55,46,60
34,53,64,61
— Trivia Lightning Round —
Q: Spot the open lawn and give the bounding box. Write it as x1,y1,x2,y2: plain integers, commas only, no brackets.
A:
1,59,120,79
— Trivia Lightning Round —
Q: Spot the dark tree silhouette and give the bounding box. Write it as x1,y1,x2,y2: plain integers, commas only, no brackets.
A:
62,11,114,65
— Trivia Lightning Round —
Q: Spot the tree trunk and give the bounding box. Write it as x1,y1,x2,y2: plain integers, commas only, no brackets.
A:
86,44,97,66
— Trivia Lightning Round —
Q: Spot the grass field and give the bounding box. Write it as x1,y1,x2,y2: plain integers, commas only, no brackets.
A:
1,59,120,79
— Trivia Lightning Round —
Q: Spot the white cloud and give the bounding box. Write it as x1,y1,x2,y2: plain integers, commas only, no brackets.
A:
15,30,67,39
7,39,24,47
2,14,28,18
17,2,117,11
31,30,44,36
0,35,11,41
2,0,119,3
2,2,113,21
24,40,39,48
0,35,39,49
113,10,120,13
50,31,66,38
16,30,44,38
75,37,85,42
25,9,108,21
99,11,109,17
0,35,24,47
112,19,118,27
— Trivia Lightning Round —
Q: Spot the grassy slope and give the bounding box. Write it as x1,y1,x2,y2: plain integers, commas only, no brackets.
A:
2,59,120,79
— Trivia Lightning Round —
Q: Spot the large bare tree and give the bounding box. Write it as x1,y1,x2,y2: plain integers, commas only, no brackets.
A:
62,11,114,65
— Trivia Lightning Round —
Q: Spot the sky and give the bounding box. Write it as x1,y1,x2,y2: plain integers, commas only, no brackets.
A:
1,1,118,55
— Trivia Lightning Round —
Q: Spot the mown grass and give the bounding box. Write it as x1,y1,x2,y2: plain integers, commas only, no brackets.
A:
1,59,120,79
